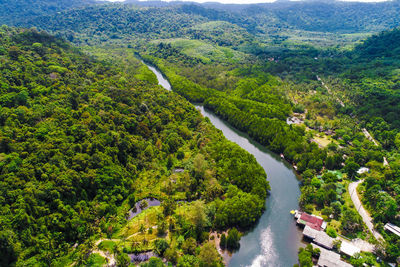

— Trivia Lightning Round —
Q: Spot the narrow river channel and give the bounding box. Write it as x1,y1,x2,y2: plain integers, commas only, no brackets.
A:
143,61,303,267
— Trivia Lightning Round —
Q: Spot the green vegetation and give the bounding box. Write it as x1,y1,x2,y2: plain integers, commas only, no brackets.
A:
1,0,400,265
226,228,240,251
0,27,270,265
0,0,96,26
296,244,316,267
86,253,106,267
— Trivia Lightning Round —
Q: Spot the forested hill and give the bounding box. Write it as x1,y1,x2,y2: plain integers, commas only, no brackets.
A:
124,0,400,33
353,27,400,59
7,1,400,47
0,0,97,26
336,27,400,129
242,1,400,33
25,5,209,45
0,27,269,265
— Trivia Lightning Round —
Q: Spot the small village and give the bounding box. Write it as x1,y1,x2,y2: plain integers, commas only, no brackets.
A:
293,210,400,267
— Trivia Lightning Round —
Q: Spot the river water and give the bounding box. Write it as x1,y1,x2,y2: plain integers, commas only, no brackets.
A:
143,61,303,267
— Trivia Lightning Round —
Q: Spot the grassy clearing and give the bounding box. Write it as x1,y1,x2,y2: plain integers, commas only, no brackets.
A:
86,253,106,267
98,240,117,253
313,135,333,148
152,38,246,63
118,207,160,238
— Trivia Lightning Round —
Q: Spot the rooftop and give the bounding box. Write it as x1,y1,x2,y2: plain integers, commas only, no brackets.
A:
384,223,400,237
312,244,352,267
298,212,325,231
340,241,361,257
303,225,320,239
314,231,334,250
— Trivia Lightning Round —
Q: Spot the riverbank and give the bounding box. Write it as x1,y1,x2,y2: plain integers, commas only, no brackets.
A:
195,105,303,267
142,61,303,266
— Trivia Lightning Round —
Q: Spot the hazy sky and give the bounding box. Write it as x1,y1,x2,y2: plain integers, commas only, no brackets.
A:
107,0,389,3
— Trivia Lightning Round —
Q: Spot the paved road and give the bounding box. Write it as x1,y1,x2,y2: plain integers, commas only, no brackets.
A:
349,180,384,241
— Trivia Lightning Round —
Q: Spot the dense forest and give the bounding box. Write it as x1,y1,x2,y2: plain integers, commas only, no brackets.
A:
6,0,400,48
1,0,400,266
0,27,269,266
0,0,97,26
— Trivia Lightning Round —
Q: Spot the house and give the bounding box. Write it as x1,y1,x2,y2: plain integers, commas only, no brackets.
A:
302,226,334,250
303,225,320,239
312,244,352,267
314,231,335,250
384,223,400,237
297,212,327,231
340,241,361,257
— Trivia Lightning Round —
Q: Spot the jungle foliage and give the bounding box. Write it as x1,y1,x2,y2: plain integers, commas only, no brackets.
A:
0,27,269,265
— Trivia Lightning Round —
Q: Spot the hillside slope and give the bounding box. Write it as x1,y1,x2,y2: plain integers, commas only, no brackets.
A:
0,28,269,266
0,0,97,26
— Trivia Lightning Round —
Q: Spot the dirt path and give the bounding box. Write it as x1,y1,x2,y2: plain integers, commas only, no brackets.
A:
316,75,345,107
91,226,159,266
92,238,118,266
349,180,384,241
362,128,379,146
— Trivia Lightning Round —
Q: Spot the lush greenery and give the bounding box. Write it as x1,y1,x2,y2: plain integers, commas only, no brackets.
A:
0,27,269,266
0,0,96,26
2,0,400,265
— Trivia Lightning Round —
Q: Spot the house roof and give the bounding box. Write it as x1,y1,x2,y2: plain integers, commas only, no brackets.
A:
299,213,324,230
384,223,400,237
314,231,334,250
303,225,320,239
313,244,352,267
340,241,361,257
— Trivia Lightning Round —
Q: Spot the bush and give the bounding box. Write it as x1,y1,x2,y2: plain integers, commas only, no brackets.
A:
116,252,130,267
154,239,169,255
140,257,164,267
220,233,227,249
177,150,185,160
164,247,178,264
226,228,240,250
177,255,200,267
182,237,197,255
298,247,312,267
303,204,314,214
326,227,337,238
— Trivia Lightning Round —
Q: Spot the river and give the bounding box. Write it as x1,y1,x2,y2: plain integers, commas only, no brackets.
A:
143,61,303,267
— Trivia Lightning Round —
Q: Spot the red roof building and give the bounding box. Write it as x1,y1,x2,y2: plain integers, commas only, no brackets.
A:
297,213,326,231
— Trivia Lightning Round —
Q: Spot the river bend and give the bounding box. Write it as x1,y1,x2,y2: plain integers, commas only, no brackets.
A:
143,61,303,267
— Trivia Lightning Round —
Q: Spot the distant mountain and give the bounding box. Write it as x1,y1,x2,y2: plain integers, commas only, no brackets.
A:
19,0,400,39
239,1,400,33
0,0,98,25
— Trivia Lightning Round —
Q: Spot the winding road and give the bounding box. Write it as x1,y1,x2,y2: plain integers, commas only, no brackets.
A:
349,180,384,241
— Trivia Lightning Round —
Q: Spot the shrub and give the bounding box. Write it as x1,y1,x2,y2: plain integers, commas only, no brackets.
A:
226,228,240,250
326,227,337,238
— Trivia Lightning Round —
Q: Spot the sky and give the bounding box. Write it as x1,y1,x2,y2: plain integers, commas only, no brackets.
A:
107,0,390,3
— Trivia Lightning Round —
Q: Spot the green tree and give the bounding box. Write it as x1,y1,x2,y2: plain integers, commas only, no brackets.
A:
154,239,169,255
182,237,197,255
226,228,240,250
178,255,200,267
140,257,164,267
220,233,227,249
198,242,222,267
298,247,312,267
345,161,360,179
116,252,130,267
